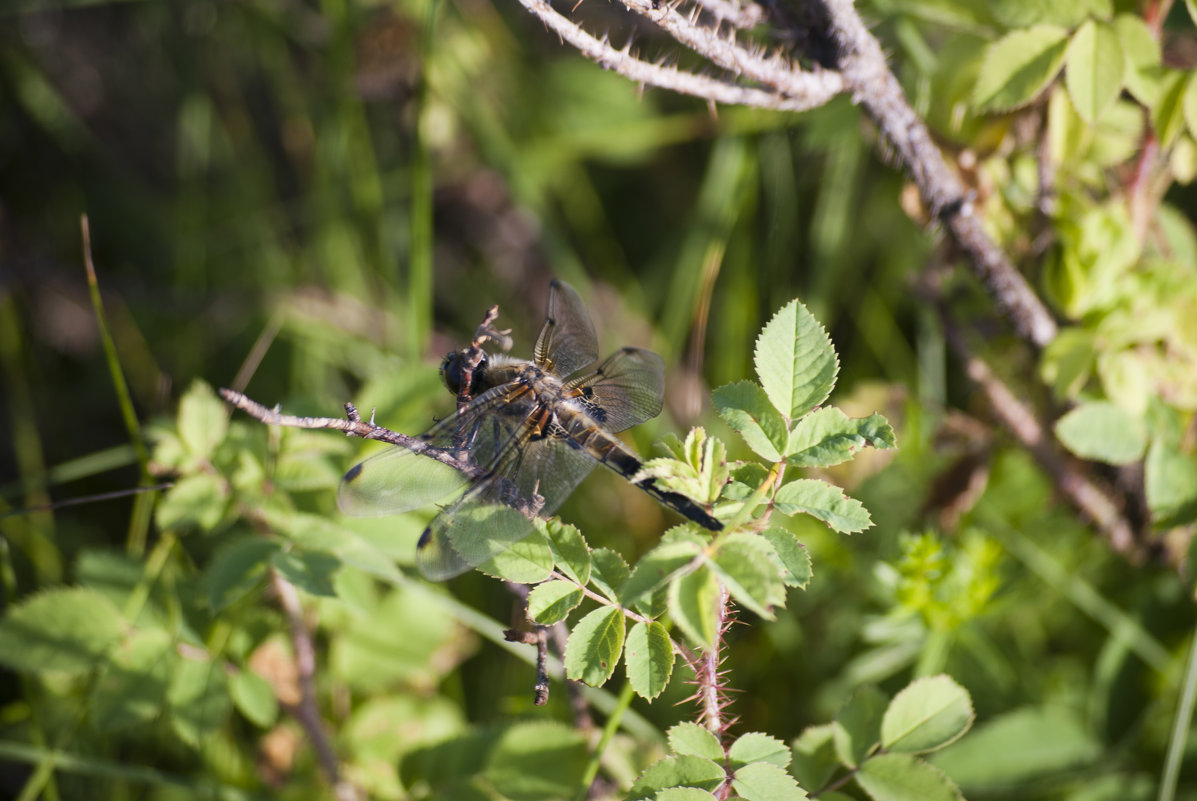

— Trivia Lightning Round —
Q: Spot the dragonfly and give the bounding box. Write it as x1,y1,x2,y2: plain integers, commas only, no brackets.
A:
338,279,722,580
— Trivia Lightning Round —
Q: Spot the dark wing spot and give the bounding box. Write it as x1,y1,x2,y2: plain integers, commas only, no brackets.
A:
344,463,364,482
417,527,434,548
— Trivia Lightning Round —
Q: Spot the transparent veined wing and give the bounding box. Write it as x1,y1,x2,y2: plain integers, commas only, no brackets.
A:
533,280,598,378
566,346,665,433
337,384,537,517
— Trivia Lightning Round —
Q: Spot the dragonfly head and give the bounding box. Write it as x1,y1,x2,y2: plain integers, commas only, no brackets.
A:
440,351,488,395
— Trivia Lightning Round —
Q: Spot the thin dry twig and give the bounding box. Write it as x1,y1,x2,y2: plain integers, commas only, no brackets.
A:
272,570,362,801
516,0,838,111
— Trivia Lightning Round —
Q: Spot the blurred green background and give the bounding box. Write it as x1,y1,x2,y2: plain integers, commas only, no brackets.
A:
1,0,1193,798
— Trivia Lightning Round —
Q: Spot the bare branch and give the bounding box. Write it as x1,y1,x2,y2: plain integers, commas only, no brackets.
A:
816,0,1058,348
516,0,835,111
218,388,484,479
617,0,844,106
272,570,362,801
690,0,765,29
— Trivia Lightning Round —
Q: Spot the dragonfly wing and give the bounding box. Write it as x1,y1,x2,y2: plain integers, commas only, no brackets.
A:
568,346,665,433
338,386,534,517
533,280,599,378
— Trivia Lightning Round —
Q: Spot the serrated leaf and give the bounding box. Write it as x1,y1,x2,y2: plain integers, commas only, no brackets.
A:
543,519,590,585
732,761,807,801
155,473,227,533
1053,401,1147,465
564,606,625,687
835,685,888,768
669,722,725,761
178,380,229,460
92,628,174,730
855,753,963,801
622,540,703,607
1114,14,1159,70
974,25,1069,112
625,620,674,700
669,565,720,649
787,408,896,467
230,668,279,728
271,549,340,597
657,789,718,801
205,536,278,611
478,528,554,584
881,675,974,754
774,479,872,533
1153,71,1188,149
710,534,785,619
527,580,584,624
590,548,630,603
629,755,725,800
754,298,839,419
714,381,789,461
0,587,124,673
729,732,791,769
1065,20,1124,123
760,528,812,588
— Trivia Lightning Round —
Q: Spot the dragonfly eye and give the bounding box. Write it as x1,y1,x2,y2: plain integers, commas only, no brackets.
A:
440,352,487,395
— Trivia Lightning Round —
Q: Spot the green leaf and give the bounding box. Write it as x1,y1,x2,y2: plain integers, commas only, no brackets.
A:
835,685,889,768
710,533,785,619
178,379,229,461
621,539,703,607
786,408,896,467
230,668,279,728
753,298,839,419
155,473,227,533
478,527,554,584
629,755,725,800
729,732,791,770
760,528,812,589
1189,0,1197,26
1053,401,1148,465
1039,328,1096,400
669,722,725,761
92,628,175,731
930,706,1100,786
881,675,975,754
1064,21,1124,124
0,587,124,673
657,789,718,801
590,548,630,603
543,519,590,586
167,656,232,747
1183,76,1197,146
732,761,807,801
1145,437,1197,526
485,721,588,801
564,606,626,687
791,724,840,791
1116,13,1163,105
271,549,340,597
1153,71,1188,149
205,536,279,612
774,479,872,533
855,753,963,801
990,0,1110,28
527,580,584,625
625,620,674,700
669,565,720,649
714,381,789,461
974,26,1069,112
637,428,729,505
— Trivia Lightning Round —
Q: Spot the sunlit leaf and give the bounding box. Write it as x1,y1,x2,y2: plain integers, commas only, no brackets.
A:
710,533,785,619
714,381,789,461
881,675,974,754
974,26,1068,112
564,606,625,687
527,580,584,624
732,761,807,801
625,620,673,700
729,732,791,769
543,519,590,586
1053,401,1147,465
1064,20,1124,123
669,565,720,649
774,479,872,533
786,408,896,467
629,755,725,800
669,722,725,761
753,298,839,419
855,753,963,801
760,528,813,589
0,587,124,673
178,380,229,461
